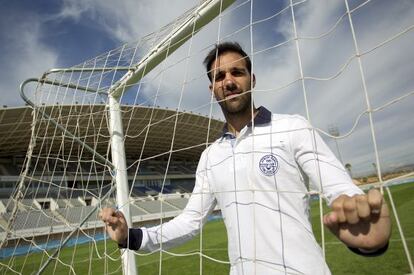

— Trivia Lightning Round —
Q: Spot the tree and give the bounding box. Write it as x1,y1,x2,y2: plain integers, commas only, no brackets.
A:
345,163,352,178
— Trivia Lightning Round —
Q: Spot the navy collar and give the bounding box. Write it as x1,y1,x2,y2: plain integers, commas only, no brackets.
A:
222,106,272,138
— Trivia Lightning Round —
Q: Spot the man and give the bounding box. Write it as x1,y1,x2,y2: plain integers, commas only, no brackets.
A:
100,42,391,274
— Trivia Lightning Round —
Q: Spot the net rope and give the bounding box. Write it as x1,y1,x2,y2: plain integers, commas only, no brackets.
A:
0,0,413,274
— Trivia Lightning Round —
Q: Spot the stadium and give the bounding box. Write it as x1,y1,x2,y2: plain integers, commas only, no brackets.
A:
1,0,414,274
0,104,229,273
0,104,223,238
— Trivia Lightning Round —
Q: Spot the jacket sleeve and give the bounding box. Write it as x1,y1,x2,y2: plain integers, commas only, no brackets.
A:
139,150,217,252
290,116,363,205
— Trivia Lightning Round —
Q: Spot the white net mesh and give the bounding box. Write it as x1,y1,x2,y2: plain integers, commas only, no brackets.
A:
0,0,413,274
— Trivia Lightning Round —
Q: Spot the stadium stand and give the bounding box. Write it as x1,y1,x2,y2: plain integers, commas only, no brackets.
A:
67,199,84,207
57,206,99,224
0,106,223,247
55,199,69,208
165,197,189,209
2,210,63,230
129,204,149,216
1,199,16,213
134,200,179,214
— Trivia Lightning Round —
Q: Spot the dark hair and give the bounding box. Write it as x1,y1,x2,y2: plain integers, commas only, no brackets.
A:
203,42,251,82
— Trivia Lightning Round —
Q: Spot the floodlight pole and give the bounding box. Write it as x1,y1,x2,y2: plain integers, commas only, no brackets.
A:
108,94,137,275
328,124,343,164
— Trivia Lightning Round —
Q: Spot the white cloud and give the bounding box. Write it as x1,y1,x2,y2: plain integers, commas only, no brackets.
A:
0,13,58,106
55,0,202,42
57,0,92,22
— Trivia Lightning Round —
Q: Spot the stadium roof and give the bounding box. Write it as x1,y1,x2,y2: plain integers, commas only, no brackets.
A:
0,105,224,160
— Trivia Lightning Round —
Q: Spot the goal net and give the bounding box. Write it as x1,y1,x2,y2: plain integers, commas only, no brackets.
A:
0,0,413,274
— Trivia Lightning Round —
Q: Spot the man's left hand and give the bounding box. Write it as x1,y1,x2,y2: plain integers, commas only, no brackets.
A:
323,189,391,251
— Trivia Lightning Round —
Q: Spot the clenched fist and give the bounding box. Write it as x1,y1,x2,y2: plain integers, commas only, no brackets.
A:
323,189,391,251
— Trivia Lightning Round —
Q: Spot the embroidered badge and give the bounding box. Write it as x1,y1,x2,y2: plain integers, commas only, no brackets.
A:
259,154,279,176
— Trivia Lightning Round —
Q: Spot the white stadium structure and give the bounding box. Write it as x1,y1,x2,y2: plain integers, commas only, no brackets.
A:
0,105,223,251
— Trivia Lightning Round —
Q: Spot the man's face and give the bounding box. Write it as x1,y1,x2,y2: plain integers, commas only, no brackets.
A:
209,52,255,115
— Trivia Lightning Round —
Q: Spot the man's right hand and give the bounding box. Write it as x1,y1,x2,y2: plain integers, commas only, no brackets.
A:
99,207,128,245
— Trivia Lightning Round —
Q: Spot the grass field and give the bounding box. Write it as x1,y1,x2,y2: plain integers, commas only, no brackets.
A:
1,182,413,274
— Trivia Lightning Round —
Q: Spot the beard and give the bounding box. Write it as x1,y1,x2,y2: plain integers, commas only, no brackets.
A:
218,91,252,115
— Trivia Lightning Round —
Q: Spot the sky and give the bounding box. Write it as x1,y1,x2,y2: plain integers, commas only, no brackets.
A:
0,0,413,177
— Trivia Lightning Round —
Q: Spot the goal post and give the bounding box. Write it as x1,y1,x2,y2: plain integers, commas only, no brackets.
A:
108,94,137,275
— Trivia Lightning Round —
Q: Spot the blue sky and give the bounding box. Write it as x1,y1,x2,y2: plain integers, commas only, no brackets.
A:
0,0,413,177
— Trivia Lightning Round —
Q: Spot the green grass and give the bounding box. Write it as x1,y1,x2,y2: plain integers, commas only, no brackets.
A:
311,182,414,275
1,182,413,274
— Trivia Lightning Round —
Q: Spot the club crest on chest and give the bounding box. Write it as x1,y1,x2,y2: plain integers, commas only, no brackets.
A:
259,154,279,176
